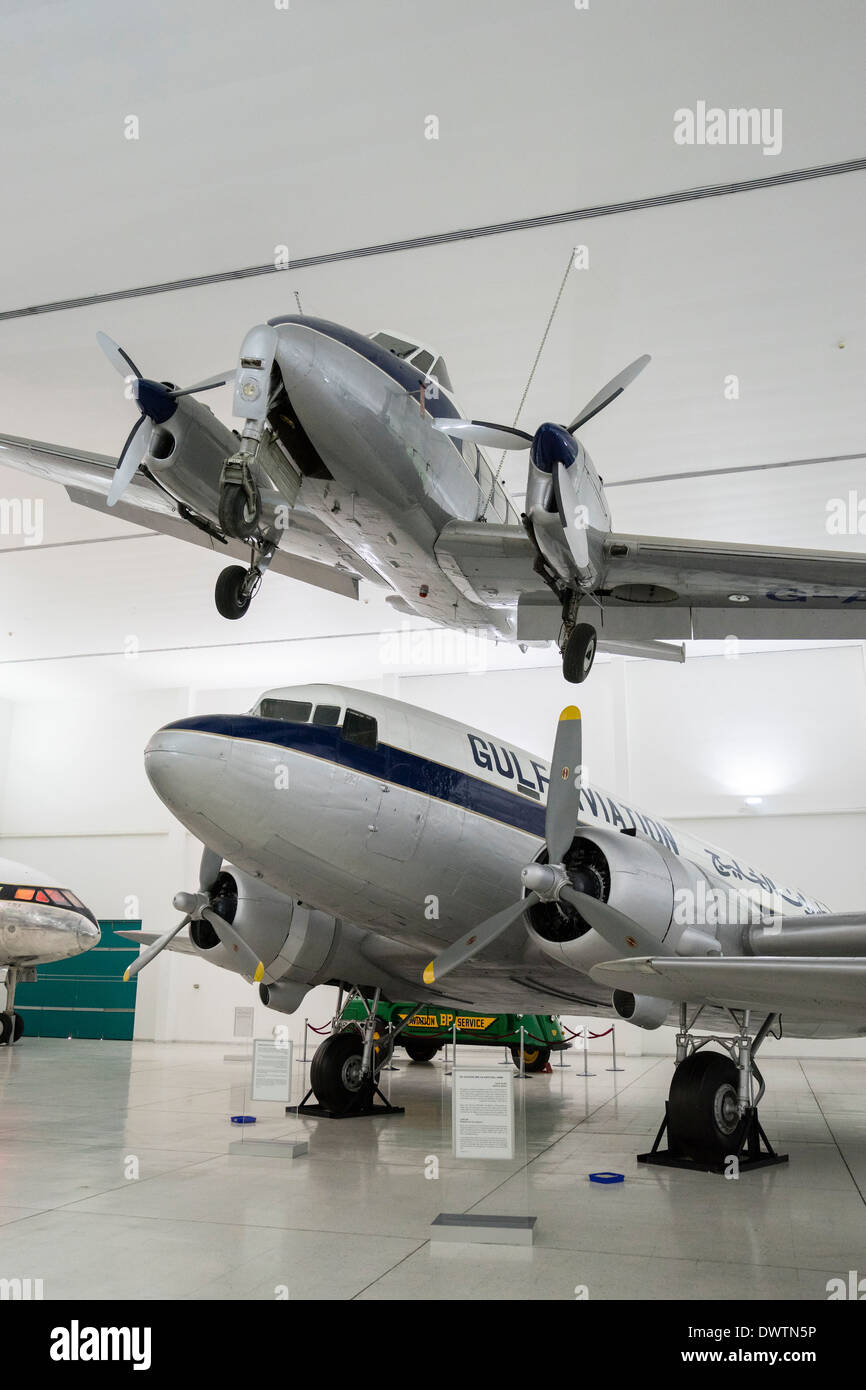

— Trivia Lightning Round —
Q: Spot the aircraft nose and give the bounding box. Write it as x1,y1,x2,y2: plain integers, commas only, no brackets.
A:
273,321,317,392
145,715,236,817
77,916,101,951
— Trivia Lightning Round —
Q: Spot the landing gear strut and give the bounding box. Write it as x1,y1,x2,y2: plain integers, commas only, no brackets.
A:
1,967,25,1046
639,1007,788,1175
214,542,277,620
291,989,408,1118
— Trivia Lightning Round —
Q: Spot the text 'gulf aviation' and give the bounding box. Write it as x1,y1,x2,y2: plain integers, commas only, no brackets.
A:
121,684,866,1169
5,317,866,682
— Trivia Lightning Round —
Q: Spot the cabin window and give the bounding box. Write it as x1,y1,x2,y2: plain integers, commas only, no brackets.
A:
259,699,312,723
342,709,378,749
313,704,341,727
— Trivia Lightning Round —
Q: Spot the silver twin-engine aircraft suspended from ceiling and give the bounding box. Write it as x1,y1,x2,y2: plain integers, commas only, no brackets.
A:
4,316,866,682
121,683,866,1165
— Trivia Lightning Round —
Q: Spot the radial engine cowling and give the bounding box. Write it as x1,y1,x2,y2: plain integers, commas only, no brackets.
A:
188,864,296,979
524,826,716,974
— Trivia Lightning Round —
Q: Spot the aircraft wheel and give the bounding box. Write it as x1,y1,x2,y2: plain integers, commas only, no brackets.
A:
0,1013,11,1046
562,623,597,684
11,1013,24,1043
511,1043,551,1073
218,482,260,541
668,1050,748,1160
215,565,253,620
310,1031,374,1114
404,1040,440,1063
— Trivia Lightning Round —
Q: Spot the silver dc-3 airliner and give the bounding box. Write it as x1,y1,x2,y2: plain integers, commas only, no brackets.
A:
5,317,866,683
121,684,866,1169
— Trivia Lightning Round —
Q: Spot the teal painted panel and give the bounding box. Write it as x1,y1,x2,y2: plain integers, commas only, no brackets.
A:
13,919,139,1040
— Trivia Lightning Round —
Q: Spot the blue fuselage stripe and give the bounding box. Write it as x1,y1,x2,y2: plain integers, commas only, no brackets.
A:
164,715,547,837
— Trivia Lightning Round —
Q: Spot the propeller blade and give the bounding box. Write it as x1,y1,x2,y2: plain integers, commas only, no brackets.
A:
422,893,539,986
202,908,264,983
567,354,651,434
170,369,237,399
199,846,223,893
553,461,590,571
545,706,582,864
96,331,142,381
123,914,191,981
107,415,151,507
432,418,534,451
558,885,672,958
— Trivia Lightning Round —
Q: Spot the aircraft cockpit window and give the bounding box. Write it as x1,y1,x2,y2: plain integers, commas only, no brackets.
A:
341,709,378,749
259,699,312,723
313,704,341,727
412,349,434,374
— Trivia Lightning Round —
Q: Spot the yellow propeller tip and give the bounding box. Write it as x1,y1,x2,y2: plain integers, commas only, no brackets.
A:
422,963,436,985
559,705,581,721
253,962,264,983
122,970,130,983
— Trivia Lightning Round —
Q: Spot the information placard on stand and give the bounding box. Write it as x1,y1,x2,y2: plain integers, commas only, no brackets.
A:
452,1067,515,1160
251,1038,293,1104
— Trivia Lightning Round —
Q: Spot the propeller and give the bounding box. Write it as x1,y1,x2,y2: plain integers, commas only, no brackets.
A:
431,354,651,452
422,703,674,987
423,705,583,985
123,845,264,983
96,332,235,508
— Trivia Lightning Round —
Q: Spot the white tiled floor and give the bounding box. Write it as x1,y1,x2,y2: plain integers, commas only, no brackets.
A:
0,1039,864,1300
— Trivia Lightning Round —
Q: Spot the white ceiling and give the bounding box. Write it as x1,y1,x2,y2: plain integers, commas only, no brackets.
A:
0,0,864,698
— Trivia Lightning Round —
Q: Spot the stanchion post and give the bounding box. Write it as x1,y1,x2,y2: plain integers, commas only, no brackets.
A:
302,1017,308,1068
579,1025,595,1078
519,1024,526,1080
605,1024,625,1073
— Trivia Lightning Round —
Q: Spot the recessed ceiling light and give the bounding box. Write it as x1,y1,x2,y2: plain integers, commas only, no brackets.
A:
728,594,750,603
744,796,763,806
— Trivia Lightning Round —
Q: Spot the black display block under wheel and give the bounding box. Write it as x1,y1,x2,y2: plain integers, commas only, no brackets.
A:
286,1085,405,1120
637,1101,788,1176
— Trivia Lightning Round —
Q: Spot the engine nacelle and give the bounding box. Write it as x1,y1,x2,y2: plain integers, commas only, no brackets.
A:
188,864,296,980
525,826,719,975
612,990,670,1030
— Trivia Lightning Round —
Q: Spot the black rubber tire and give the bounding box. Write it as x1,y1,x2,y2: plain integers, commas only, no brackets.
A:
510,1043,551,1073
215,565,253,620
404,1040,440,1063
0,1013,11,1045
219,483,260,540
310,1030,374,1114
668,1050,749,1160
562,623,597,684
11,1012,24,1042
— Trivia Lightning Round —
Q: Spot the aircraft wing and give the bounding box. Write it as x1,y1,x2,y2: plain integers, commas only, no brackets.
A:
434,520,540,607
590,956,866,1014
0,432,364,601
596,532,866,639
115,928,197,958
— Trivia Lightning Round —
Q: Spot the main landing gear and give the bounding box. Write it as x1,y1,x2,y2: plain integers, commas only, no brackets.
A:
639,1007,788,1175
291,989,409,1118
214,542,277,620
561,622,597,684
1,967,25,1046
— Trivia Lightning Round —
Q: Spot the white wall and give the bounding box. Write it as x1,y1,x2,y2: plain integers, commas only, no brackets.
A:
2,645,865,1054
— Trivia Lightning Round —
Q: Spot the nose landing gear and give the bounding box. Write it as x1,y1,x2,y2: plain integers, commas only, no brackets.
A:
1,967,25,1045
